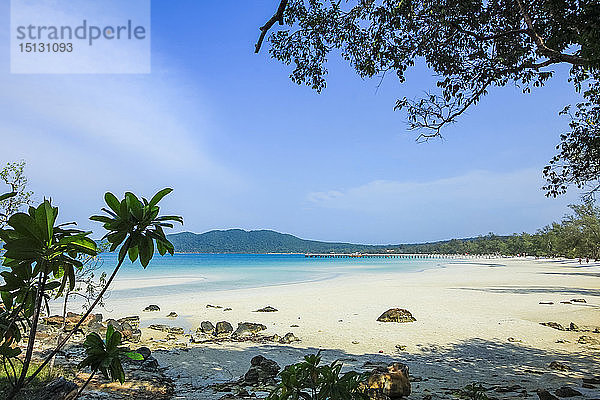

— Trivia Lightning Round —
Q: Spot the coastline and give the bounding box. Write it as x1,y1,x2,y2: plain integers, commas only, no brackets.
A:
53,257,600,399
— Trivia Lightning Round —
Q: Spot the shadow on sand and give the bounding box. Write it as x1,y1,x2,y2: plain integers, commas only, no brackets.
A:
153,337,600,399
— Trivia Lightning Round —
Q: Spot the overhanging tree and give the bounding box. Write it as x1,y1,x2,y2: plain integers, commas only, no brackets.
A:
255,0,600,196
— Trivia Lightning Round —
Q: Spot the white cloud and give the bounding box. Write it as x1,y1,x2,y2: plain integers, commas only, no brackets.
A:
305,169,579,242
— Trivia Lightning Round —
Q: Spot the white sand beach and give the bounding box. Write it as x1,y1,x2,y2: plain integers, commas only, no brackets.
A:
79,257,600,399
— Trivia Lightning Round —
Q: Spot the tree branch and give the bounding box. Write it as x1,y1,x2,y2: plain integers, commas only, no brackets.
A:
450,23,530,42
255,0,288,53
516,0,589,66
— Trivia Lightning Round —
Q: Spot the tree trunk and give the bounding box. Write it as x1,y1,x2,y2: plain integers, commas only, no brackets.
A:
25,241,130,387
7,268,48,399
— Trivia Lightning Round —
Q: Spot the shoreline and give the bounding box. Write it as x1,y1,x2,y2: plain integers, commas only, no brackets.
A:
50,257,600,399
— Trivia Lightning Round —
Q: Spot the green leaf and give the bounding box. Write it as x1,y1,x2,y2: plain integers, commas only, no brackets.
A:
7,213,42,242
104,192,121,215
149,188,173,207
45,281,61,291
35,201,57,243
128,246,139,262
0,191,17,201
1,291,14,310
124,352,144,361
90,215,114,224
138,236,154,268
125,192,143,220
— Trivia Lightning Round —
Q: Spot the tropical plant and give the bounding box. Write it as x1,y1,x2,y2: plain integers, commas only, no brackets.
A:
75,325,143,398
455,383,490,400
1,188,182,399
267,352,369,400
0,201,98,396
24,189,182,388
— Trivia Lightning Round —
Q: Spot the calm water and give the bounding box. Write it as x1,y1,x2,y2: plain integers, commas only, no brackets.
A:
95,253,449,300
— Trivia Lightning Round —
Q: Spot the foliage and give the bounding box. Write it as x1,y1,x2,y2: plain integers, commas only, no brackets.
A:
0,161,33,228
0,360,75,399
78,325,142,384
90,189,182,266
454,383,489,400
544,70,600,198
0,200,97,394
393,200,600,259
267,352,369,400
0,189,182,399
257,0,600,195
169,201,600,258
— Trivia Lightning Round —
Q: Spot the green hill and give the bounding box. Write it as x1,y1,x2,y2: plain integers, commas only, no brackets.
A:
167,229,388,253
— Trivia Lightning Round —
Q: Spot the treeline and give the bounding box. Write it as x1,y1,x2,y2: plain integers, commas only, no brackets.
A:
168,202,600,259
399,202,600,259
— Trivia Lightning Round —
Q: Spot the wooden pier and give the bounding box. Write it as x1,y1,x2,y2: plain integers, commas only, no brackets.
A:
304,253,467,259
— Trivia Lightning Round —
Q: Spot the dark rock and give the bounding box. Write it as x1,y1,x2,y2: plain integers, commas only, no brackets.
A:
377,308,416,323
106,318,123,331
167,312,178,318
207,304,223,308
582,383,596,389
148,324,185,334
366,362,411,399
143,304,160,312
537,389,560,400
140,356,160,372
40,377,78,400
233,322,267,337
87,320,106,334
560,301,572,304
540,322,565,331
224,308,233,311
507,337,522,343
136,346,152,360
280,332,300,344
243,355,280,385
583,377,600,385
569,322,580,331
555,386,582,397
199,321,215,334
118,316,140,329
290,324,299,328
570,298,586,303
255,306,278,312
578,335,600,345
215,321,234,335
90,313,103,324
539,301,554,305
549,361,570,371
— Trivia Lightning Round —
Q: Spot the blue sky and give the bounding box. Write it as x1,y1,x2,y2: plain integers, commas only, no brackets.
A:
0,0,583,244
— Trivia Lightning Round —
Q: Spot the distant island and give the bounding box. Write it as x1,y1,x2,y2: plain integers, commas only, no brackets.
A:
167,229,486,254
167,201,599,258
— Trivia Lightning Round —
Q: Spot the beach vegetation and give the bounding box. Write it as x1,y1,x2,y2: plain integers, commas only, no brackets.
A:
76,324,143,398
267,351,369,400
256,0,600,197
0,189,182,399
454,382,490,400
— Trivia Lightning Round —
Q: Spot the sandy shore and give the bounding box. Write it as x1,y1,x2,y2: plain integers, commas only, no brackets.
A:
65,258,600,399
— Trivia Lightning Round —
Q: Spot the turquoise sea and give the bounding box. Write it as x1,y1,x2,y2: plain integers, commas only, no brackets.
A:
98,253,450,299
